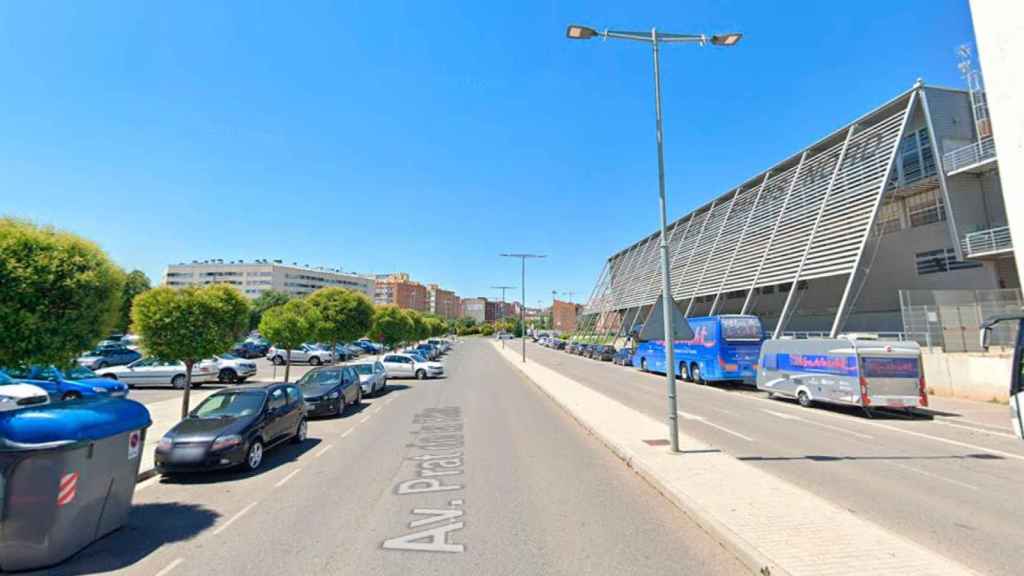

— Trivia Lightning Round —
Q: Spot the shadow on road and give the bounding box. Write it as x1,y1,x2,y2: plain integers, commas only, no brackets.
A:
158,437,321,485
39,502,220,576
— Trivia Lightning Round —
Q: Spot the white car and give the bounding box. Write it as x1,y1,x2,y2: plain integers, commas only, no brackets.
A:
207,353,258,383
96,357,219,388
381,353,444,380
0,372,50,411
267,344,334,366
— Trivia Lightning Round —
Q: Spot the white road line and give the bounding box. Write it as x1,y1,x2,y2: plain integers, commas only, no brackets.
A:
153,558,184,576
274,468,302,488
935,421,1017,439
360,414,373,424
678,411,753,442
314,444,334,459
692,382,1024,460
706,406,734,415
762,409,874,440
372,405,382,414
341,428,354,438
213,501,258,536
384,396,395,405
889,462,980,491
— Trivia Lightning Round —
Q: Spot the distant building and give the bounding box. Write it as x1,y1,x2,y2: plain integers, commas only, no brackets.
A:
374,273,429,312
428,284,460,319
552,299,581,332
162,260,374,299
461,297,497,324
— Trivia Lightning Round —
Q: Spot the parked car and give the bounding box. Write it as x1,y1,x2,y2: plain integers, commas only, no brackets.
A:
209,354,258,383
0,371,50,411
233,340,269,359
267,343,334,366
351,361,387,396
155,383,307,474
589,345,617,362
324,343,356,362
551,339,567,350
355,340,382,354
2,364,129,401
381,353,444,380
427,339,450,354
297,365,362,418
96,357,219,388
612,347,634,366
415,343,440,360
76,344,141,370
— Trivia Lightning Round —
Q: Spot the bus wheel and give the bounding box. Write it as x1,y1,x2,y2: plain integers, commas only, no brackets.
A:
797,390,812,408
679,362,690,382
691,363,703,385
640,358,648,372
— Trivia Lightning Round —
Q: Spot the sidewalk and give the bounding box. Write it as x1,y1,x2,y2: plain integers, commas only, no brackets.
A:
493,342,979,576
138,390,215,480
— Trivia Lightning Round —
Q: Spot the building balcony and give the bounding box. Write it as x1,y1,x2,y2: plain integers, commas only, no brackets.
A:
943,137,997,176
962,226,1013,258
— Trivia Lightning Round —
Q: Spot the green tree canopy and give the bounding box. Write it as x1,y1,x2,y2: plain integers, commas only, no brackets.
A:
132,284,250,417
404,309,428,341
370,305,414,348
118,270,151,333
308,287,375,355
250,289,292,331
479,323,495,336
0,218,124,368
259,299,320,382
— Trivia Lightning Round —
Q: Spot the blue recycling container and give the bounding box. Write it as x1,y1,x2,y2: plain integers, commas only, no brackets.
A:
0,397,151,571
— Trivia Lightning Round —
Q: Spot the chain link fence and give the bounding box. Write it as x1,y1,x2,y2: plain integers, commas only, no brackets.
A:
899,288,1021,352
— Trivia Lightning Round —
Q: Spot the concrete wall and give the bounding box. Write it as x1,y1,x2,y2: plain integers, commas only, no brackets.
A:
922,349,1012,402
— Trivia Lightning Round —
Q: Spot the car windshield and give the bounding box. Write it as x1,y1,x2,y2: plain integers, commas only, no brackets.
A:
352,364,373,375
219,353,240,360
66,365,97,379
3,366,31,379
297,368,341,388
192,392,265,419
408,353,427,362
0,372,12,385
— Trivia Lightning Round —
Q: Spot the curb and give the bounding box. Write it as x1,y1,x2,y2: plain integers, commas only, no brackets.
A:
137,467,158,483
494,344,784,576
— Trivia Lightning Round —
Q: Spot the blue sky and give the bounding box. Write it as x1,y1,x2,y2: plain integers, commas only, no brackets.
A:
1,1,975,308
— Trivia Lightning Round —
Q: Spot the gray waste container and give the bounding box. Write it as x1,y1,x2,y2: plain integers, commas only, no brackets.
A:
0,397,151,571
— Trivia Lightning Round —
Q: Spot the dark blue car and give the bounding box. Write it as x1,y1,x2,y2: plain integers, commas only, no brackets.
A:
2,365,129,401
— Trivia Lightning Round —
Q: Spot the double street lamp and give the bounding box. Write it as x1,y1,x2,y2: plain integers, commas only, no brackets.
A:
501,253,546,362
567,24,742,453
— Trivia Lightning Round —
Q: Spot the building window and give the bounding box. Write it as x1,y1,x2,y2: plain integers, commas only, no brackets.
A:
906,189,946,228
875,200,903,234
890,128,938,188
915,248,982,275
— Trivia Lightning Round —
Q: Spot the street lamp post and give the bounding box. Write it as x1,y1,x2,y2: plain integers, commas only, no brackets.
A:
501,253,547,362
567,24,742,453
491,285,516,348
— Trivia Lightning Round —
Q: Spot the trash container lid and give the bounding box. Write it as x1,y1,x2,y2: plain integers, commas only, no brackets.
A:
0,397,151,450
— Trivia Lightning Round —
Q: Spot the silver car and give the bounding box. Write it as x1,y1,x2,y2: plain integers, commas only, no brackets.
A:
350,361,387,397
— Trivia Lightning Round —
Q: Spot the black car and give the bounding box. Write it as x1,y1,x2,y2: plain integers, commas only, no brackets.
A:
575,344,591,357
233,341,269,359
590,345,617,362
298,365,362,418
155,383,307,475
612,347,634,366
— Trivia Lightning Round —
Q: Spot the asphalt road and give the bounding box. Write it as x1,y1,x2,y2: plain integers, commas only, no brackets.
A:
524,340,1024,576
41,339,744,576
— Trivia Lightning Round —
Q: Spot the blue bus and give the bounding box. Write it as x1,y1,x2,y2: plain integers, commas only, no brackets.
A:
631,315,764,385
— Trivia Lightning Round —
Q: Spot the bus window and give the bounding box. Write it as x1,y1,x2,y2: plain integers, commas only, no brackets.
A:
862,357,920,379
721,317,763,341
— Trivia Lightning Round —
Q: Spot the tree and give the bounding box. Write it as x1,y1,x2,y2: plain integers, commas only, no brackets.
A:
0,218,124,368
405,310,428,342
308,287,374,363
259,299,320,383
479,323,495,336
118,270,151,333
250,290,292,332
132,284,250,418
371,305,414,349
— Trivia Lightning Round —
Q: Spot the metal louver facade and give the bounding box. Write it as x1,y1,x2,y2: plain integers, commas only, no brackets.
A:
582,83,944,338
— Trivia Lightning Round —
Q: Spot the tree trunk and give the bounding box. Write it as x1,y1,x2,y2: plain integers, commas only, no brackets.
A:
181,360,193,419
285,349,291,382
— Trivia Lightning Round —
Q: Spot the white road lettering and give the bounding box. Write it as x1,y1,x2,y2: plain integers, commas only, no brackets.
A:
408,507,464,528
382,522,465,553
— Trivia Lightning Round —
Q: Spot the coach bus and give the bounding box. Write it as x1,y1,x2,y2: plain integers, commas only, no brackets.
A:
632,315,764,385
980,312,1024,438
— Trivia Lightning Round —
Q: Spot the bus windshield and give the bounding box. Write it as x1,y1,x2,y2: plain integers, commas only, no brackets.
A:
721,317,763,341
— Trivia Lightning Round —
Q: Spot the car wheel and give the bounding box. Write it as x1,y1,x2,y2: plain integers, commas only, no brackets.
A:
292,419,307,444
219,368,237,383
797,390,812,408
171,374,187,389
416,369,426,380
104,373,118,380
61,392,81,401
309,356,322,366
355,388,363,405
272,356,285,366
236,377,248,384
244,440,264,471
